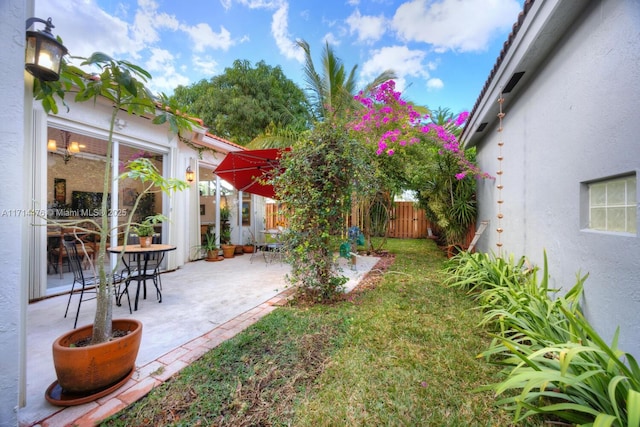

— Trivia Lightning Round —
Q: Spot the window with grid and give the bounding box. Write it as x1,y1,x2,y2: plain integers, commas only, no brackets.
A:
588,175,637,233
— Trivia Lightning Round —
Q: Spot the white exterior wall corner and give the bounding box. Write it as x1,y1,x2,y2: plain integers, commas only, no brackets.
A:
471,0,640,358
2,0,29,424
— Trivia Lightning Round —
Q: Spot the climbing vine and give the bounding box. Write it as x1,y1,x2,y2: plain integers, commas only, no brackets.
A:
275,121,375,302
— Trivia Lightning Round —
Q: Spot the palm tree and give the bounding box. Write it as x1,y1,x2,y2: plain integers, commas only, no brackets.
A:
297,39,396,122
248,40,397,149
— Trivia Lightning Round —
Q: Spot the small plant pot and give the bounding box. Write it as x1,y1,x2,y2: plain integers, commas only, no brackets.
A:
139,236,152,248
234,245,244,255
221,244,235,258
243,245,255,253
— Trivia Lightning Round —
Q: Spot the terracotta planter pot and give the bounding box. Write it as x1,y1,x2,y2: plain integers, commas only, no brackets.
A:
139,236,152,248
221,244,235,258
51,319,142,395
234,245,244,255
243,245,255,253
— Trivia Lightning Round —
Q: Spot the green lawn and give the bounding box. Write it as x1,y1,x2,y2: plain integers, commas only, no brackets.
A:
102,239,542,426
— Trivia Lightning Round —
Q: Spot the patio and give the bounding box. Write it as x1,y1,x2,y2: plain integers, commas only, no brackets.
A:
19,252,380,427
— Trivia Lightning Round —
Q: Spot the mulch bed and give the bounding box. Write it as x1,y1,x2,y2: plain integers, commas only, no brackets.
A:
340,251,395,299
280,251,396,307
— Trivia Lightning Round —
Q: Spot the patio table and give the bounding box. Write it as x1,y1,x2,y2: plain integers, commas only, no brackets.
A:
108,244,176,310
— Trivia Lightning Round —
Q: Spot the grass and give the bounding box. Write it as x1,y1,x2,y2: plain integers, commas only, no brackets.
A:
102,239,542,426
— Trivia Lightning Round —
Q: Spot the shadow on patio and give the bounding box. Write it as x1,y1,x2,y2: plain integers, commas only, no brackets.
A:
20,252,379,427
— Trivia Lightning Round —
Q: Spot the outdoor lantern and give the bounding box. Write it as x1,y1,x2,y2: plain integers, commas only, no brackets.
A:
186,166,195,183
25,17,67,82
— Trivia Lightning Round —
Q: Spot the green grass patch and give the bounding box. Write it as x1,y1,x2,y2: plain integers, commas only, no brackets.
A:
102,239,541,426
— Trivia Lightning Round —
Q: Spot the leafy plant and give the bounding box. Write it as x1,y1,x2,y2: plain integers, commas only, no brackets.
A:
219,206,230,222
132,215,164,237
444,250,640,425
203,232,218,252
275,121,374,302
220,226,232,245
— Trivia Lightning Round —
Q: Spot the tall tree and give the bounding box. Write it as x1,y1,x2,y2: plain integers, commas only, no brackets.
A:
248,40,398,149
297,39,396,122
171,59,311,145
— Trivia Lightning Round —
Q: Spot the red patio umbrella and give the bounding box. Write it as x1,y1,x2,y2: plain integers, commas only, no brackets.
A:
214,148,289,198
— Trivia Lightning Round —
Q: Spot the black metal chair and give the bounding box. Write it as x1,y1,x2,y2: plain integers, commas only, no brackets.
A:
118,234,164,310
63,239,131,328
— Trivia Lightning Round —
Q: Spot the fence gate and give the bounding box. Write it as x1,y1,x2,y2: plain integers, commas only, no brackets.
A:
388,202,431,239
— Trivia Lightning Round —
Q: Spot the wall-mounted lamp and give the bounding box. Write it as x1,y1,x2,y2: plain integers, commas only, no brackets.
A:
25,17,67,82
48,130,83,164
186,166,195,183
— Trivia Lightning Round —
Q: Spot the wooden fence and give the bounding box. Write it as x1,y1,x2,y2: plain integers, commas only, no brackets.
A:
266,201,433,239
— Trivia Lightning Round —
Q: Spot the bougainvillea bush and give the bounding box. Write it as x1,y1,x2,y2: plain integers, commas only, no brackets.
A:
349,80,492,247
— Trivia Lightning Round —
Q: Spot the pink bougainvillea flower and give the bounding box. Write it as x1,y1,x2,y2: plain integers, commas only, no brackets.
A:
350,79,492,180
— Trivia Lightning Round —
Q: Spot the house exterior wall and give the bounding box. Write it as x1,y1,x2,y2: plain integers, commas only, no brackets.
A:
473,0,640,357
2,0,30,422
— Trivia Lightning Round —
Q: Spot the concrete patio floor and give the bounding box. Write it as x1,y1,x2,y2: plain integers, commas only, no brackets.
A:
19,252,379,427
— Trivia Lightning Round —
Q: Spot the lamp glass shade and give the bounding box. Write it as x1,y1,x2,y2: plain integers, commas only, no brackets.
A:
25,30,67,81
47,139,57,152
69,141,80,153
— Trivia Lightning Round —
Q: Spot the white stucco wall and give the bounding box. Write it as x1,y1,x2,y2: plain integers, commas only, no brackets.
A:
1,0,29,423
473,0,640,357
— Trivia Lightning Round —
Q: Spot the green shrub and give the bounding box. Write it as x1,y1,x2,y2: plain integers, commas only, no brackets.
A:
443,250,640,426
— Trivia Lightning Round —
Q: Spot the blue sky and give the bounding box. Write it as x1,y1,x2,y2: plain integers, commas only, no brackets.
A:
36,0,524,115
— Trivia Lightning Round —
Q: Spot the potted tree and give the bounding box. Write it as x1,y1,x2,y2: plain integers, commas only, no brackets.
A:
36,53,193,404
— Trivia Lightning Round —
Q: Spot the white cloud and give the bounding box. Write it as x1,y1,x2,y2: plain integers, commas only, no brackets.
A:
361,45,429,81
346,9,386,44
391,0,521,52
145,48,175,73
151,73,191,95
182,23,235,52
236,0,283,8
36,0,136,59
426,78,444,90
143,48,190,94
192,55,220,77
130,0,180,57
322,32,341,47
271,2,305,62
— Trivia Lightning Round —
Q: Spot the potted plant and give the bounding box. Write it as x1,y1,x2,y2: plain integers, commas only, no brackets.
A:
36,53,193,404
203,232,221,261
220,226,235,258
234,242,244,255
132,215,162,248
243,239,255,253
219,206,230,223
243,231,256,253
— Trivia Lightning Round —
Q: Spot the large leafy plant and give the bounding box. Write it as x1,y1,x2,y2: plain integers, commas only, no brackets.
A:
36,53,192,344
275,121,375,301
444,251,640,425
